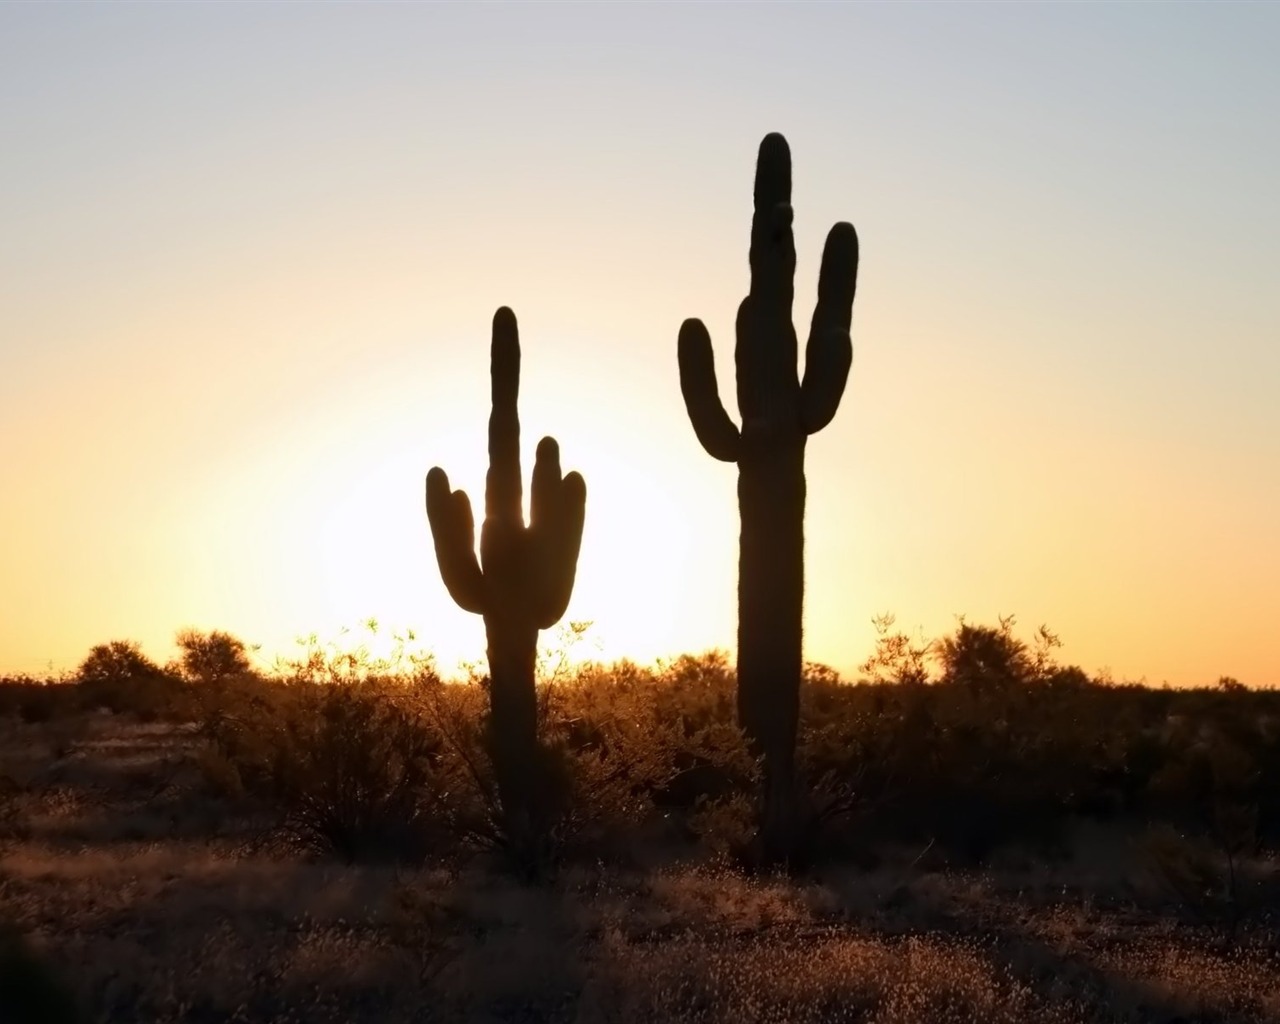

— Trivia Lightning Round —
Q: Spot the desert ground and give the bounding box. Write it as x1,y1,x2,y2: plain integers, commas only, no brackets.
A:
2,631,1279,1023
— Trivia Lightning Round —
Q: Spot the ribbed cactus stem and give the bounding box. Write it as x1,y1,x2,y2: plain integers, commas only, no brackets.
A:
677,133,859,867
426,307,586,839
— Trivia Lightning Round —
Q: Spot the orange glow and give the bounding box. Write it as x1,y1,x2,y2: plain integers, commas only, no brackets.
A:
2,5,1277,687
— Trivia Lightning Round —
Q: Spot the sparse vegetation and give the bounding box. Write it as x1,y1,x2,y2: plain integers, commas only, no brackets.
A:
1,616,1278,1021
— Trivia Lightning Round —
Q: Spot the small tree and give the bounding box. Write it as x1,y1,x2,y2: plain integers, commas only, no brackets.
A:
936,615,1036,695
77,640,164,686
174,629,254,683
76,640,180,716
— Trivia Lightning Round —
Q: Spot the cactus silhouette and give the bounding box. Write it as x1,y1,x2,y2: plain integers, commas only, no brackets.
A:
426,307,586,841
677,133,859,866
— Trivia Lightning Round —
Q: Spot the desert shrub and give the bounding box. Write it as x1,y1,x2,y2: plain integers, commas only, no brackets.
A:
273,619,436,686
75,639,190,719
201,671,448,864
559,657,757,861
542,675,667,849
936,615,1037,696
860,613,935,686
173,614,1280,877
414,676,579,879
194,672,301,790
790,618,1137,865
416,670,640,879
273,681,445,863
173,627,256,683
16,687,57,724
76,639,165,686
796,616,1214,865
198,622,453,861
409,648,759,878
0,676,80,723
412,617,1271,873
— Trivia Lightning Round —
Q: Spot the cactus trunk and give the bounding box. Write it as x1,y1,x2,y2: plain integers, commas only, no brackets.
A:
485,616,540,838
738,438,806,862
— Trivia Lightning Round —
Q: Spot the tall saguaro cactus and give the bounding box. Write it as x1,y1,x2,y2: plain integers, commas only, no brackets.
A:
677,133,859,866
426,307,587,837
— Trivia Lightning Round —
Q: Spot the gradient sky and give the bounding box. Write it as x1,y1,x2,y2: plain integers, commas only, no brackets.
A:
2,3,1277,685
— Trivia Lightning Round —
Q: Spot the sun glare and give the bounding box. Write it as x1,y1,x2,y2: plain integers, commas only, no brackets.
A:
283,389,736,678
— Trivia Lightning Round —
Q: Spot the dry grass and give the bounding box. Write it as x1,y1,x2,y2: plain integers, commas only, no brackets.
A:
3,689,1280,1022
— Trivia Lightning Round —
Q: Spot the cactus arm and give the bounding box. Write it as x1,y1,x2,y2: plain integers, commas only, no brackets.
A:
486,306,524,527
800,222,859,434
530,437,587,628
425,467,487,614
559,470,587,564
800,325,852,435
529,435,565,538
678,318,741,463
533,462,586,629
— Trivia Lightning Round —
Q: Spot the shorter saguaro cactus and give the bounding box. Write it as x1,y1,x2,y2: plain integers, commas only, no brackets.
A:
425,307,586,837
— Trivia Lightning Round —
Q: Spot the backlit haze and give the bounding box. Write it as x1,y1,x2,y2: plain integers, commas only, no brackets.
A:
2,4,1277,685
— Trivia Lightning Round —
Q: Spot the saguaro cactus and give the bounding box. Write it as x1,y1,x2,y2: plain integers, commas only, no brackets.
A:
677,133,859,866
426,307,586,837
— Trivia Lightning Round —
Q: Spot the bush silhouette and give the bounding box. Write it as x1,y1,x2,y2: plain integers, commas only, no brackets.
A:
174,628,255,683
75,639,182,718
19,614,1280,887
936,615,1038,695
76,639,164,687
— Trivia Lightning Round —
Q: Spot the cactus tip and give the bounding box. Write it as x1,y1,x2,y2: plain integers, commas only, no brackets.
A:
426,466,450,501
535,436,560,462
753,134,792,217
678,318,707,351
829,221,858,247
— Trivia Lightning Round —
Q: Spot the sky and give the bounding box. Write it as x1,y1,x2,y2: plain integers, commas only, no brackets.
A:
1,3,1277,686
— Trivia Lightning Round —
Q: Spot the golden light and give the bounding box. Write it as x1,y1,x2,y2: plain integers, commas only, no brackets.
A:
208,346,741,679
